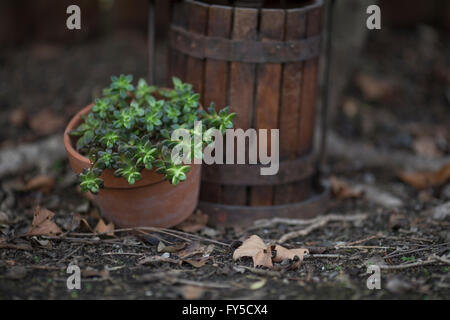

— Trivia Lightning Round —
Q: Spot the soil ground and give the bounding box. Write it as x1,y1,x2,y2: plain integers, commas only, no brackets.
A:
0,26,449,300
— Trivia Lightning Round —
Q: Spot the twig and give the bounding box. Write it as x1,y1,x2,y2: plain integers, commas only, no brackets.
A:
336,245,394,250
57,244,84,263
170,278,231,289
384,242,450,259
346,234,383,246
102,252,145,256
233,265,281,277
278,213,367,243
305,254,344,259
379,255,450,270
69,226,230,247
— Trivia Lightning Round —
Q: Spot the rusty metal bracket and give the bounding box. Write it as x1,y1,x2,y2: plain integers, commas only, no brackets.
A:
170,25,321,64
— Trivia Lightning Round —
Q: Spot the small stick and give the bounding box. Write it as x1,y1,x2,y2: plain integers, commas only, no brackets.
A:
69,226,230,247
346,234,383,246
251,213,365,230
305,254,344,259
336,245,394,250
379,255,450,270
170,278,231,289
233,265,281,277
278,213,367,243
102,252,145,256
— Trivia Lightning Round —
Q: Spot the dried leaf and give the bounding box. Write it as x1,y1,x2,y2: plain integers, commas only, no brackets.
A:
81,268,110,280
272,245,309,263
0,211,10,224
139,255,179,265
94,219,114,236
388,212,410,231
330,176,364,200
233,236,308,270
27,207,62,236
354,73,393,100
176,210,208,233
0,242,33,250
233,235,273,268
249,278,267,290
23,175,55,193
5,266,27,280
157,241,187,253
29,110,65,135
10,108,27,127
176,241,208,259
180,285,205,300
413,136,441,158
398,163,450,189
183,257,209,268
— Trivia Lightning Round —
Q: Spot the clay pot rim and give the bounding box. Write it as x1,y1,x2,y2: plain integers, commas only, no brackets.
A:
63,103,94,169
64,104,168,189
64,89,204,189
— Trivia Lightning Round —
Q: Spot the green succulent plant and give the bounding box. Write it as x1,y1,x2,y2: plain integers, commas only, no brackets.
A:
70,75,235,194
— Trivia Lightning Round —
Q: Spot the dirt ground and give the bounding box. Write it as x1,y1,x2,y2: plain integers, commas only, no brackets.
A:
0,26,449,300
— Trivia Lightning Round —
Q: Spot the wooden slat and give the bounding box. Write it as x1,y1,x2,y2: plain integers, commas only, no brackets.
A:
185,1,209,102
203,6,232,109
200,5,233,204
290,6,323,204
169,1,188,81
298,6,323,155
273,8,307,205
223,7,258,205
250,9,285,206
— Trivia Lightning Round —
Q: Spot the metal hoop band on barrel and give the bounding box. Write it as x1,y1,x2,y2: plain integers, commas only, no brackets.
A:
170,26,321,64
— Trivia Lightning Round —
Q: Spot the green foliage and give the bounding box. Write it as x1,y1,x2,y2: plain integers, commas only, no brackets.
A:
79,168,104,194
70,75,235,192
401,256,416,263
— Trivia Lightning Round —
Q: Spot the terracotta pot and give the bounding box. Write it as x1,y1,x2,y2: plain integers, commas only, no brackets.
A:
63,104,201,228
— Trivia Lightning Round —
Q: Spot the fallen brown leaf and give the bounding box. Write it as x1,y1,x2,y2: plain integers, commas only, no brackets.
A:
177,242,213,260
176,210,208,233
180,285,205,300
29,110,65,136
157,241,187,253
183,257,209,268
330,176,364,200
94,219,114,236
5,266,27,280
139,255,179,265
23,175,55,193
0,211,9,224
398,162,450,189
27,206,62,236
413,136,442,158
354,73,393,100
0,242,33,250
81,268,110,280
233,235,309,270
272,245,309,263
388,212,410,231
10,108,27,127
232,235,273,268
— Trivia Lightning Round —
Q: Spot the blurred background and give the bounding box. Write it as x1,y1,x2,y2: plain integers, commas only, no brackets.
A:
0,0,448,156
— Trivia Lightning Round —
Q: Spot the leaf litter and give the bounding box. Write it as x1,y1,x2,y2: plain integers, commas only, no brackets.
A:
233,235,309,270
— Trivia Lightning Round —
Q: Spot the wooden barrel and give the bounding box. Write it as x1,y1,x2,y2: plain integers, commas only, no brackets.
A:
169,0,329,226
